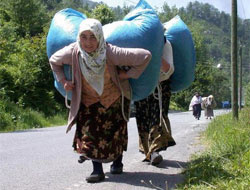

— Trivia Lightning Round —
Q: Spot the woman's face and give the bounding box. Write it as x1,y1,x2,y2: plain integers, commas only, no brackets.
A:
79,30,99,53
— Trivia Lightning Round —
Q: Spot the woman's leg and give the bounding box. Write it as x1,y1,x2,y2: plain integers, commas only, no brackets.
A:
197,104,202,119
110,154,123,174
86,161,105,183
135,98,150,155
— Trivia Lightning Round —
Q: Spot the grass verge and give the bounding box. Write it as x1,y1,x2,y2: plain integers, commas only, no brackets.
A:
0,99,67,132
177,107,250,190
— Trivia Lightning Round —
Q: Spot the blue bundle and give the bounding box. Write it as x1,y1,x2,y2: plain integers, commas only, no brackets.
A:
163,16,196,92
104,0,164,101
46,8,87,99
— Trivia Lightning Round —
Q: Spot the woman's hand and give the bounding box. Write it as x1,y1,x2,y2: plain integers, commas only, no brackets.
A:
118,70,129,80
161,58,170,72
61,79,75,91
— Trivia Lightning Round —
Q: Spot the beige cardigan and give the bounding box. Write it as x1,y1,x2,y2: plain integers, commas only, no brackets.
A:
49,42,151,133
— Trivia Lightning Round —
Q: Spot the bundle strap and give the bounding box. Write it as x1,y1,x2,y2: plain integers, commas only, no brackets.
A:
153,83,163,126
65,64,74,109
116,68,131,122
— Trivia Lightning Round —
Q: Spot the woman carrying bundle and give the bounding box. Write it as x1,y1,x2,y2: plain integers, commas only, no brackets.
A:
49,18,151,183
134,37,176,165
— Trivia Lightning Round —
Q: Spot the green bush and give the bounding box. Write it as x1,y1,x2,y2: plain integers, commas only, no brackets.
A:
0,33,65,116
0,98,67,132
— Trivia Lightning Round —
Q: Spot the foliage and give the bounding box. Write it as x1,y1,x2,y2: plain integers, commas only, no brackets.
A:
112,5,133,20
0,32,64,115
1,0,49,37
177,108,250,189
0,98,67,132
91,4,115,25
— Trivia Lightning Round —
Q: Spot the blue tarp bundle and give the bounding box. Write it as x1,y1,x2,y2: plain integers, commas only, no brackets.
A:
163,16,196,92
46,8,87,99
103,0,164,100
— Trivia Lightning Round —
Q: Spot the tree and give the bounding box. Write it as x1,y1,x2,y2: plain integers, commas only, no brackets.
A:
91,4,115,25
2,0,49,37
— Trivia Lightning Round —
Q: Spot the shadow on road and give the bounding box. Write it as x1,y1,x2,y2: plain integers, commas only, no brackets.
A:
104,160,188,189
105,171,184,189
157,159,187,169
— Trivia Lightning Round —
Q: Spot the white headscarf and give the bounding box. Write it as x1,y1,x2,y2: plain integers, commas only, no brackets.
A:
77,18,106,95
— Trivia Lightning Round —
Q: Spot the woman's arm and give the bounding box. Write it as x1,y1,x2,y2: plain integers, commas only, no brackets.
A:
107,44,152,79
49,43,75,86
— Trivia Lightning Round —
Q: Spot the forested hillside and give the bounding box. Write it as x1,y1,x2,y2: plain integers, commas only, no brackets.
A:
0,0,249,130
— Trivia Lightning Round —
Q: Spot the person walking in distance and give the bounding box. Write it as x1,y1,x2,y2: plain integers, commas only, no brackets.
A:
189,92,203,120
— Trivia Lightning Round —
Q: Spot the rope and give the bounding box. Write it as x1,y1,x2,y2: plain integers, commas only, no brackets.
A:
153,83,163,126
116,68,130,122
154,82,172,133
65,64,74,109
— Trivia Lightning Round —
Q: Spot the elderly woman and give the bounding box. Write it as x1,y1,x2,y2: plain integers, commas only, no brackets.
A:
204,95,217,119
49,18,151,183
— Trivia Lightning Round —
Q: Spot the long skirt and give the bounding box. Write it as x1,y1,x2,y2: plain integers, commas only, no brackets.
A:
134,80,176,161
73,97,130,163
193,104,201,119
205,107,214,117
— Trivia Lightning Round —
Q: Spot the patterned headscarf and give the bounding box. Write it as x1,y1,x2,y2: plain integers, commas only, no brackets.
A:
77,18,106,95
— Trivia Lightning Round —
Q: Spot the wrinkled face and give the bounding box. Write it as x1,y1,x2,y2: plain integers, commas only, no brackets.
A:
79,30,99,53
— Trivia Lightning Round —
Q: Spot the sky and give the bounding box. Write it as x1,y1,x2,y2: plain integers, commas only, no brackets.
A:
90,0,250,19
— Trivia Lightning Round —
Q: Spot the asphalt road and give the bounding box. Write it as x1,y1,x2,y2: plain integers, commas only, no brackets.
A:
0,109,229,190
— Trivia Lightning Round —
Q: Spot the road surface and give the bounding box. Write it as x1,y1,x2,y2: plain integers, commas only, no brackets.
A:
0,110,229,190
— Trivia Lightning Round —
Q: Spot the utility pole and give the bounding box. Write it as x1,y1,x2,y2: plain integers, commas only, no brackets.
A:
239,43,243,110
231,0,238,119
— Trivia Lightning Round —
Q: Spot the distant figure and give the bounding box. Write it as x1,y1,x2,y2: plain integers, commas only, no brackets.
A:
202,95,216,119
189,92,202,120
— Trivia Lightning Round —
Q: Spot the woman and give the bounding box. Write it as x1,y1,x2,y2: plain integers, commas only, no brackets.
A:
204,95,216,119
189,92,202,120
49,18,151,183
134,38,176,165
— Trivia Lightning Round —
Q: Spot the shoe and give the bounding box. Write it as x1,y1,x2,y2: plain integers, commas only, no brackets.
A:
86,173,105,183
110,155,123,174
110,164,123,174
150,152,163,166
78,155,87,164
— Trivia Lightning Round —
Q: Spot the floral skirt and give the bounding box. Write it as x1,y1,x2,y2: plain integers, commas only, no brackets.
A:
134,80,176,161
73,97,130,163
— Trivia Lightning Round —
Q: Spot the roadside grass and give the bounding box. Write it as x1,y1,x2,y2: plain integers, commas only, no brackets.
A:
170,101,185,111
0,99,67,132
177,108,250,190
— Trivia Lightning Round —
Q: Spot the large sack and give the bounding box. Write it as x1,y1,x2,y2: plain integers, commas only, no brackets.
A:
163,16,196,92
104,0,164,101
47,0,164,101
46,8,87,100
